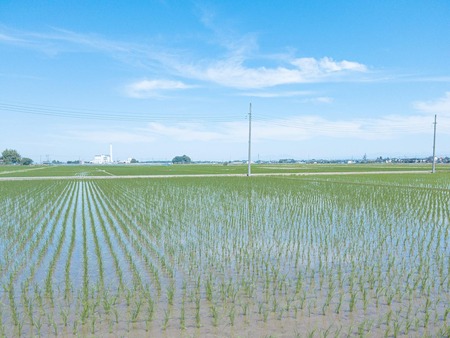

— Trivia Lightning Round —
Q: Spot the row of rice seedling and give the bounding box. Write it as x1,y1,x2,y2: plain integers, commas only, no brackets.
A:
95,175,449,336
0,174,448,336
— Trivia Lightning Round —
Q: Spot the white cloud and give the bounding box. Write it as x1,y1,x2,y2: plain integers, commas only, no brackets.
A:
147,122,224,141
124,79,193,98
144,113,449,144
239,91,333,103
314,97,334,103
413,92,450,115
60,111,449,160
291,57,367,75
178,56,367,89
253,113,450,141
239,90,313,98
182,60,300,88
108,113,445,145
67,129,155,143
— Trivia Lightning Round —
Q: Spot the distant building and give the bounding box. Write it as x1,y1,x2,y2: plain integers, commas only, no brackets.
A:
92,154,111,164
91,144,114,164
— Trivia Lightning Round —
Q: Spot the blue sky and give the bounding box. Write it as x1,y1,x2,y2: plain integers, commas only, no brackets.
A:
1,0,450,162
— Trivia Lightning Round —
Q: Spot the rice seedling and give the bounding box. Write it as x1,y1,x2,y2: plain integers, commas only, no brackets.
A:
0,172,448,336
228,305,235,326
179,300,186,330
162,308,170,330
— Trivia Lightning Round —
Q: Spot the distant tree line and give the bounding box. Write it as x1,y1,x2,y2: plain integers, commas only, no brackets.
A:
1,149,33,165
279,158,296,164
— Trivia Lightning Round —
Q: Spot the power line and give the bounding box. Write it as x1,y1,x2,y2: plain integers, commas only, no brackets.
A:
0,101,243,122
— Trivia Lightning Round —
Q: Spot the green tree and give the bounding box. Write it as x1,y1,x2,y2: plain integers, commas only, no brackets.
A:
1,149,22,164
172,155,191,164
21,157,33,165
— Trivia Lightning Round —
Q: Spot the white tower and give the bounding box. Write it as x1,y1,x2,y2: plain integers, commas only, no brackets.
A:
109,144,113,163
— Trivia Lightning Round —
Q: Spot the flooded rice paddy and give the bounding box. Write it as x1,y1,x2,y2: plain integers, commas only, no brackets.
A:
0,175,449,337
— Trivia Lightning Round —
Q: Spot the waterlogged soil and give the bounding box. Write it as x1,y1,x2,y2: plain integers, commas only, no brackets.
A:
0,175,449,337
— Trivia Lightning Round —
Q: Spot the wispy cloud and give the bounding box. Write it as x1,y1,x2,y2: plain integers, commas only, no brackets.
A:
60,108,448,149
291,57,367,75
413,92,450,115
0,32,23,43
147,122,224,141
239,90,313,98
194,6,369,88
0,25,169,68
0,25,369,90
240,90,334,103
314,97,334,104
124,79,194,98
247,115,434,142
104,114,448,144
66,129,155,143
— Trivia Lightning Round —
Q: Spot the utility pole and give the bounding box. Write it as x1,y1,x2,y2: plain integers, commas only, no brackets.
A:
247,103,252,177
432,114,437,173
